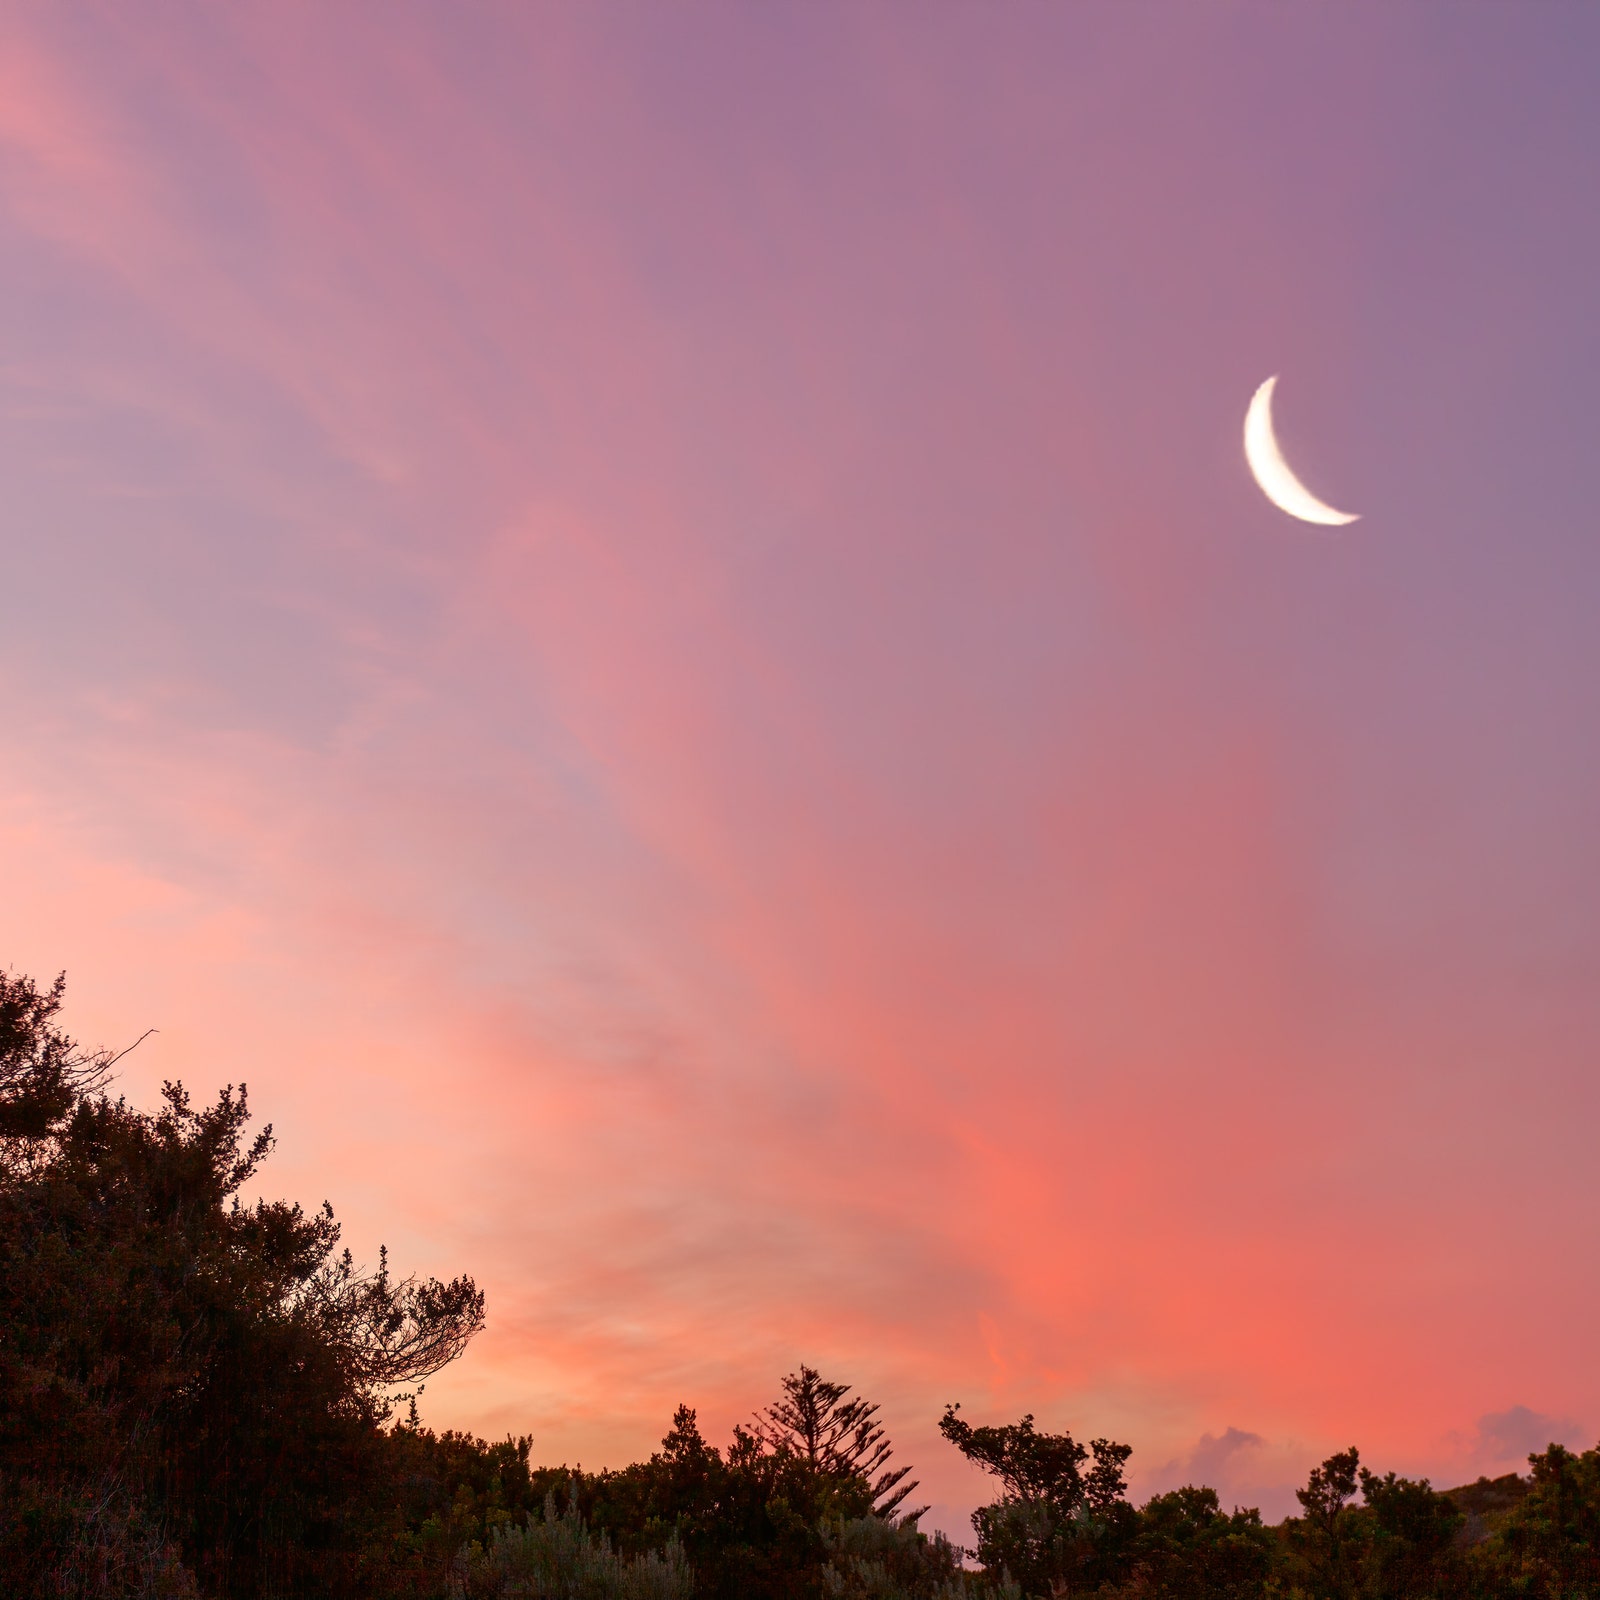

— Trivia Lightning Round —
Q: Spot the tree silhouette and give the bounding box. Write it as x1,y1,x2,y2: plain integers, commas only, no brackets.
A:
0,972,486,1596
758,1365,921,1519
0,970,119,1139
939,1404,1137,1595
1291,1447,1363,1600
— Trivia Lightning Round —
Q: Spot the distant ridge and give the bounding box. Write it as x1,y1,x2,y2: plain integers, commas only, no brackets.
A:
1440,1473,1531,1544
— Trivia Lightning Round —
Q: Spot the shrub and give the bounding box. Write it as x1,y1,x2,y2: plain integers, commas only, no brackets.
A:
453,1489,694,1600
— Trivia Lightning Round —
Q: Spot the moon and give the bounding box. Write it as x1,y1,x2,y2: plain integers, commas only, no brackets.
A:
1243,375,1359,526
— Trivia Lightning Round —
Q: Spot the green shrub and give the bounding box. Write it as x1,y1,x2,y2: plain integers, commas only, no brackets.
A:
818,1515,1020,1600
452,1490,693,1600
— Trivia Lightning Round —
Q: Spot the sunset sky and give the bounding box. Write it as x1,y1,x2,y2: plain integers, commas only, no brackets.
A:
4,4,1599,1534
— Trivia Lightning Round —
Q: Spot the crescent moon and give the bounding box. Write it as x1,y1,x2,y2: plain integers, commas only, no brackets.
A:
1243,375,1359,526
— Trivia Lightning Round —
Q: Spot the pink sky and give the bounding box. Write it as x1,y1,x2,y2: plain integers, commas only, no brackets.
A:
4,4,1600,1532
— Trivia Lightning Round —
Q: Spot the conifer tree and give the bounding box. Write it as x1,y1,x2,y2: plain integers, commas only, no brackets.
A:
759,1366,922,1520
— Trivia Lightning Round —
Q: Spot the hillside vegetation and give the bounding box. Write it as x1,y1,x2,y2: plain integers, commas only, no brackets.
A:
4,972,1597,1599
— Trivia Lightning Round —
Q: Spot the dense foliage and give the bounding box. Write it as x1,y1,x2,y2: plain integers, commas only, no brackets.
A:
935,1408,1600,1599
0,971,485,1597
6,971,1600,1599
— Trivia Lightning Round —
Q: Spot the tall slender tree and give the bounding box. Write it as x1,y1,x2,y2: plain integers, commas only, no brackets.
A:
758,1366,922,1519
